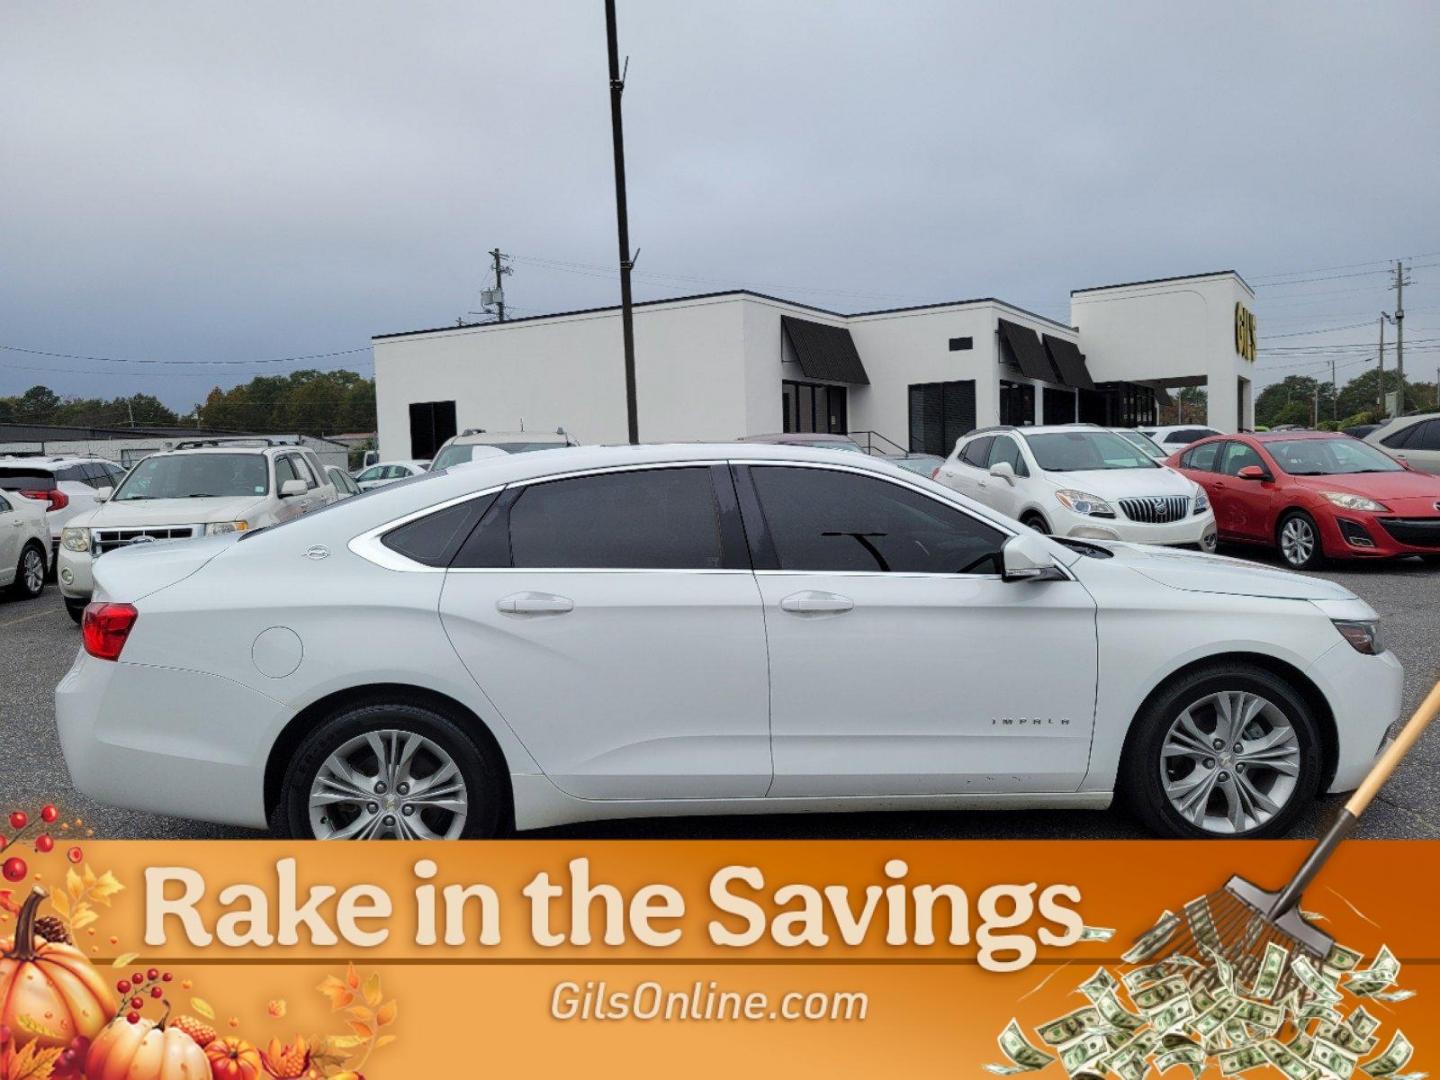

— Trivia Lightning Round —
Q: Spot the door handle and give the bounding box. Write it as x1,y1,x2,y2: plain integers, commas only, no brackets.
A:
496,591,574,615
779,590,854,615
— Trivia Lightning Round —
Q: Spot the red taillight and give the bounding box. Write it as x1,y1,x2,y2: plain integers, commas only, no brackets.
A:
930,467,941,480
82,603,138,661
18,488,68,511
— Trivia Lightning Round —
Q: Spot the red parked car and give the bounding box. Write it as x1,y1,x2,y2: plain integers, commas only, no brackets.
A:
1167,431,1440,569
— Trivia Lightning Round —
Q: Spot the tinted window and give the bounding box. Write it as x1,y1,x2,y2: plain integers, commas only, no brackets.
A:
987,436,1029,477
0,494,11,512
750,466,1006,574
508,468,723,570
1181,442,1221,471
1024,431,1157,471
1409,420,1440,451
1380,423,1417,449
959,436,994,467
0,468,56,490
1219,441,1266,476
382,495,496,567
1167,428,1218,444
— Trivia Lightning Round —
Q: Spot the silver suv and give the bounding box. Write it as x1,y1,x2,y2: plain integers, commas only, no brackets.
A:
430,428,578,470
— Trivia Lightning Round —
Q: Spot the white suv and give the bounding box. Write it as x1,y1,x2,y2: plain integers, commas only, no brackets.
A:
0,489,49,600
58,441,338,621
936,425,1217,550
0,457,128,569
429,428,578,469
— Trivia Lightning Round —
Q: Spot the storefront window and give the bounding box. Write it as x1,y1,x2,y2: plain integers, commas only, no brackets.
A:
999,381,1035,426
782,380,848,434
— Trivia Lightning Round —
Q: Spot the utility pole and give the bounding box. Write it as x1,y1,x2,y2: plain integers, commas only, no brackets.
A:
604,0,639,444
1330,359,1337,421
1311,385,1319,428
1391,261,1410,414
487,248,511,322
1377,313,1387,414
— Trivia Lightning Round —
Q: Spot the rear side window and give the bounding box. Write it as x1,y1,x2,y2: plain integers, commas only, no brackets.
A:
381,494,497,567
959,436,994,467
1181,442,1221,471
1380,423,1417,449
749,466,1006,574
1407,420,1440,451
0,468,56,490
507,468,723,570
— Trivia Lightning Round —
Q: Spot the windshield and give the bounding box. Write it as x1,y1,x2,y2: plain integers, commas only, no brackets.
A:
1024,431,1159,471
114,453,269,500
432,442,560,469
1266,438,1403,476
1114,430,1167,460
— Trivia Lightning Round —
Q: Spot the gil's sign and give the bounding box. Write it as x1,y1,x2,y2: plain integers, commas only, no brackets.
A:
1234,302,1257,361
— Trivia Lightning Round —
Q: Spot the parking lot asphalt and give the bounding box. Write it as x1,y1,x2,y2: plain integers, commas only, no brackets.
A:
2,546,1437,841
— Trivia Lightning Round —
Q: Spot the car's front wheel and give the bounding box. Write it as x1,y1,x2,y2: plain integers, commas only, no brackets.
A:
1277,510,1324,570
1120,664,1322,838
272,700,507,839
1020,512,1050,534
9,542,47,599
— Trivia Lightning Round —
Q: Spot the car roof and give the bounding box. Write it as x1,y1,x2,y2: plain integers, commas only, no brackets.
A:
0,455,113,467
450,430,571,444
1247,431,1350,442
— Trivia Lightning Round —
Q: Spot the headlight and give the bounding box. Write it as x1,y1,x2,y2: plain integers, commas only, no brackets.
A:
1333,619,1384,655
1055,490,1116,518
61,527,90,552
204,521,249,535
1193,489,1210,514
1321,492,1389,513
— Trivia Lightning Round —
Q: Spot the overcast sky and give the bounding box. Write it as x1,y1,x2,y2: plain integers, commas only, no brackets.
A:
2,0,1437,412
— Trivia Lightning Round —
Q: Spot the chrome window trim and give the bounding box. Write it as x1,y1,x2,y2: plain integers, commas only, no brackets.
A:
348,485,505,572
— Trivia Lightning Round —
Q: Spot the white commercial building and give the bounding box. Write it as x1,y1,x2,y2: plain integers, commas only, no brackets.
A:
373,269,1257,460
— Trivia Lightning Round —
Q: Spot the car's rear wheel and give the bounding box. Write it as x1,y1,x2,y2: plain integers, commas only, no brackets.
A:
1020,512,1050,534
272,701,506,839
1120,664,1322,838
1277,510,1324,570
9,542,46,599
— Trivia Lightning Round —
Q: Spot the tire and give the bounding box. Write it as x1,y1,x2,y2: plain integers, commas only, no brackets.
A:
1277,510,1325,570
1119,663,1322,839
9,542,47,600
65,598,87,624
271,700,507,840
1020,512,1050,534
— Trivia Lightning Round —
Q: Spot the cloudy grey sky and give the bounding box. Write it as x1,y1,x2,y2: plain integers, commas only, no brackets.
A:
2,0,1437,412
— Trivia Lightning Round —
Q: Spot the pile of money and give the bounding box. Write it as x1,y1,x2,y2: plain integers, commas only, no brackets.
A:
986,910,1420,1080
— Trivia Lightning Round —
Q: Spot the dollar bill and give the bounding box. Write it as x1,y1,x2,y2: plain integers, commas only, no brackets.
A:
989,1019,1057,1075
1095,990,1147,1034
1078,967,1119,1003
1289,1032,1315,1059
1349,1007,1382,1039
1060,1033,1112,1075
1325,943,1364,973
1079,925,1116,942
1313,1037,1360,1080
1251,941,1289,1001
1365,989,1415,1003
1155,1044,1205,1078
1293,955,1345,1005
1203,944,1237,993
1123,964,1170,992
1149,995,1195,1034
1361,1032,1413,1078
1264,1038,1320,1080
1193,998,1242,1039
1231,998,1284,1034
1132,975,1189,1014
1187,898,1221,951
1123,912,1180,965
1345,946,1400,996
1037,1007,1104,1047
1319,1022,1379,1058
1219,1044,1269,1076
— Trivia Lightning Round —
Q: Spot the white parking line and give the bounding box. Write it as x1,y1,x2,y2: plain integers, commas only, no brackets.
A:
0,605,63,630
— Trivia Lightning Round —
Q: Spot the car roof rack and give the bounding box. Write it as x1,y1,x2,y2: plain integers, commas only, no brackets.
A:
171,437,287,450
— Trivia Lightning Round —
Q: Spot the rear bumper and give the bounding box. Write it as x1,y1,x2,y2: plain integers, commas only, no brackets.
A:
55,651,283,828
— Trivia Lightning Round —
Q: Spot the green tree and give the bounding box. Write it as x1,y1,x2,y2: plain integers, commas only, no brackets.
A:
1254,375,1335,428
194,370,375,436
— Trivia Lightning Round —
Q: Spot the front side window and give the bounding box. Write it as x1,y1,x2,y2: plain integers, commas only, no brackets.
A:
113,453,269,500
1219,441,1266,476
289,454,318,489
959,436,994,468
1267,438,1403,476
508,468,723,570
356,466,385,482
1407,420,1440,451
1023,431,1158,472
750,466,1006,574
274,455,299,487
987,435,1029,477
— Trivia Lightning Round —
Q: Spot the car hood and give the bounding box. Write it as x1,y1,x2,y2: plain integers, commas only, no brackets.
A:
67,496,269,529
1288,469,1440,508
1090,541,1357,601
1043,466,1197,497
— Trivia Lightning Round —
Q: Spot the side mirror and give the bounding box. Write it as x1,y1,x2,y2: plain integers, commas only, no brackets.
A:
280,479,308,497
1001,531,1067,583
1236,465,1269,481
988,461,1017,484
93,487,113,503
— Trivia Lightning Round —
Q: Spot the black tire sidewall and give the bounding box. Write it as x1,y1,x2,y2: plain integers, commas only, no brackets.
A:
1278,511,1324,570
1021,512,1050,533
13,543,46,599
275,702,506,840
65,598,86,623
1121,665,1323,839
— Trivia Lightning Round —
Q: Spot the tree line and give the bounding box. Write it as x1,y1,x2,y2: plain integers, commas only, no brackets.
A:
1255,367,1438,430
0,369,376,438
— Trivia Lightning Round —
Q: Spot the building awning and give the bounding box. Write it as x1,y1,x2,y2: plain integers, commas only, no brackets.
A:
1041,334,1096,390
997,319,1058,383
781,316,870,385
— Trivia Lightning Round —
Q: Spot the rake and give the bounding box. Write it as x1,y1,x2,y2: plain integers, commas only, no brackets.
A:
1131,678,1440,1004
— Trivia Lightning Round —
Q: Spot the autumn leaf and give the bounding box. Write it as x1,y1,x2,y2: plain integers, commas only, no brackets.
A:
65,868,83,902
344,962,360,990
374,1034,398,1050
15,1014,65,1041
375,1000,397,1027
324,1035,367,1052
90,871,125,905
345,1006,373,1024
191,998,216,1020
70,907,98,932
47,891,68,919
361,972,382,1007
82,864,97,889
111,952,138,968
4,1040,64,1080
317,975,354,1011
346,1020,373,1040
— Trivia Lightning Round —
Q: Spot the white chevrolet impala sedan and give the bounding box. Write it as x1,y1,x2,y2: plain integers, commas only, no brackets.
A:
55,443,1402,840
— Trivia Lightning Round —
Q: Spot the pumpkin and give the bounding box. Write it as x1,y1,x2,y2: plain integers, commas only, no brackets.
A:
206,1036,264,1080
0,887,115,1049
86,1010,210,1080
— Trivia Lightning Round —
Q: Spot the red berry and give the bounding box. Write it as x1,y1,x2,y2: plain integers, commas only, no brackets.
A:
116,980,131,994
35,834,54,853
2,856,26,883
66,846,83,864
126,1012,140,1024
41,805,59,823
130,996,143,1010
150,986,163,999
132,972,144,985
146,967,159,981
161,972,173,982
8,812,26,831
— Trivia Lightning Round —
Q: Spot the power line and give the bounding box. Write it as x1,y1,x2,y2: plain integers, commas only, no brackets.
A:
0,343,369,367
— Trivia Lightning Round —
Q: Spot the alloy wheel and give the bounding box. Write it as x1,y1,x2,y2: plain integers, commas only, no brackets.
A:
21,549,44,595
1279,517,1315,567
1159,690,1301,835
308,729,469,839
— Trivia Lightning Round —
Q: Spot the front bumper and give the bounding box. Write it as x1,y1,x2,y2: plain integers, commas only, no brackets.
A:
1304,639,1405,793
1058,506,1218,549
1322,511,1440,558
56,545,94,600
55,650,284,828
